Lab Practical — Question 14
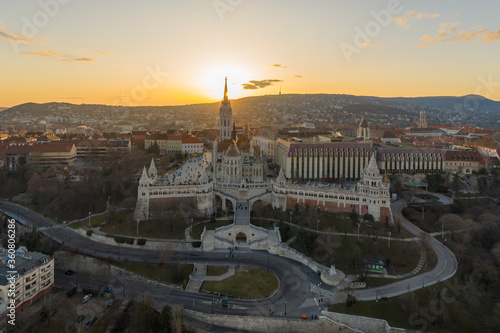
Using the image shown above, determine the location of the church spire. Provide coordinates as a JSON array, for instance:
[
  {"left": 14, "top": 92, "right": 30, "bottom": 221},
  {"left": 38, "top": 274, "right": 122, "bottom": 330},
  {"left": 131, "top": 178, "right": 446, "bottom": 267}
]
[{"left": 223, "top": 76, "right": 228, "bottom": 102}]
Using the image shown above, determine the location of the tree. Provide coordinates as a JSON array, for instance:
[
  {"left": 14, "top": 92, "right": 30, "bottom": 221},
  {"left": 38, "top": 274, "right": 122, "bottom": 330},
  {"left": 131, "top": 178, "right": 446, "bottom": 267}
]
[{"left": 147, "top": 141, "right": 160, "bottom": 155}]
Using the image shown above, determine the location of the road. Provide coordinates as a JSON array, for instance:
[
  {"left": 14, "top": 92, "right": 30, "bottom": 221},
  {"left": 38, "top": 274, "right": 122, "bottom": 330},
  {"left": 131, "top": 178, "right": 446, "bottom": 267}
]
[
  {"left": 0, "top": 200, "right": 329, "bottom": 319},
  {"left": 352, "top": 200, "right": 458, "bottom": 300},
  {"left": 0, "top": 199, "right": 458, "bottom": 314}
]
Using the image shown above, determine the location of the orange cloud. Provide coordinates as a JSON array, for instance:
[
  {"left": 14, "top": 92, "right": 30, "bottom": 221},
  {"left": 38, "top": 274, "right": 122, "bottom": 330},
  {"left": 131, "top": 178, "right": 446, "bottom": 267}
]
[
  {"left": 21, "top": 48, "right": 95, "bottom": 62},
  {"left": 420, "top": 23, "right": 500, "bottom": 47},
  {"left": 394, "top": 11, "right": 440, "bottom": 28}
]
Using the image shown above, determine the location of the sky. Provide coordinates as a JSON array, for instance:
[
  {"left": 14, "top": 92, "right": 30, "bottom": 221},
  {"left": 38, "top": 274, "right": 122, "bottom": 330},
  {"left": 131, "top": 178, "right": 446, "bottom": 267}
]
[{"left": 1, "top": 0, "right": 500, "bottom": 107}]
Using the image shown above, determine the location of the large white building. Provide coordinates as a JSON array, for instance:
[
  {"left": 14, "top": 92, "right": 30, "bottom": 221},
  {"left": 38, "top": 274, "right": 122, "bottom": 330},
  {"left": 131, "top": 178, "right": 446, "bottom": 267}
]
[{"left": 134, "top": 79, "right": 393, "bottom": 240}]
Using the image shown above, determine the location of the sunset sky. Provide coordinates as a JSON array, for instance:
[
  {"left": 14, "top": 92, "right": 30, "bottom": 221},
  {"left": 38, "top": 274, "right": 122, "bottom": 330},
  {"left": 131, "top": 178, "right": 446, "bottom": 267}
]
[{"left": 1, "top": 0, "right": 500, "bottom": 107}]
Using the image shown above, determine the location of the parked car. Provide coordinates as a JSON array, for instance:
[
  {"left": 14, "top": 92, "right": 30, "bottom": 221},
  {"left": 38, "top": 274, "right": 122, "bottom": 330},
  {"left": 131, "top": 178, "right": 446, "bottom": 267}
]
[
  {"left": 81, "top": 294, "right": 92, "bottom": 303},
  {"left": 75, "top": 315, "right": 85, "bottom": 324},
  {"left": 104, "top": 287, "right": 113, "bottom": 293},
  {"left": 84, "top": 316, "right": 97, "bottom": 330},
  {"left": 107, "top": 298, "right": 116, "bottom": 308},
  {"left": 65, "top": 270, "right": 74, "bottom": 275}
]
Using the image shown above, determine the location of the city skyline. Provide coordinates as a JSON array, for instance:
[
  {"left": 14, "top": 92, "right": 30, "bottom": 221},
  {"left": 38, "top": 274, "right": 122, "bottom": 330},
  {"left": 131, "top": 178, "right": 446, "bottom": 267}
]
[{"left": 1, "top": 0, "right": 500, "bottom": 107}]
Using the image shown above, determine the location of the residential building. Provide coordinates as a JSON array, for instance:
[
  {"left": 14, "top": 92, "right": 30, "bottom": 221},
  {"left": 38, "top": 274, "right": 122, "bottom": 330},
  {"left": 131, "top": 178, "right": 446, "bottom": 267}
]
[{"left": 0, "top": 247, "right": 54, "bottom": 311}]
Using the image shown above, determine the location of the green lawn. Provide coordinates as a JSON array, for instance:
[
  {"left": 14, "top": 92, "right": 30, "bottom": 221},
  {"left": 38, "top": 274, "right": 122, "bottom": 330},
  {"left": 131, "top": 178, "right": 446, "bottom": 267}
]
[
  {"left": 201, "top": 266, "right": 278, "bottom": 299},
  {"left": 206, "top": 265, "right": 229, "bottom": 276},
  {"left": 191, "top": 219, "right": 233, "bottom": 239},
  {"left": 100, "top": 211, "right": 191, "bottom": 239},
  {"left": 328, "top": 297, "right": 414, "bottom": 330},
  {"left": 68, "top": 213, "right": 106, "bottom": 229},
  {"left": 110, "top": 260, "right": 193, "bottom": 287},
  {"left": 291, "top": 233, "right": 421, "bottom": 275}
]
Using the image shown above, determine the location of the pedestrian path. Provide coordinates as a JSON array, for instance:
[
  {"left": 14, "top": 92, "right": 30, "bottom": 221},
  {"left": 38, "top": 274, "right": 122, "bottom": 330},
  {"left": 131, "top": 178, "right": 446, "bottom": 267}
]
[{"left": 186, "top": 263, "right": 236, "bottom": 292}]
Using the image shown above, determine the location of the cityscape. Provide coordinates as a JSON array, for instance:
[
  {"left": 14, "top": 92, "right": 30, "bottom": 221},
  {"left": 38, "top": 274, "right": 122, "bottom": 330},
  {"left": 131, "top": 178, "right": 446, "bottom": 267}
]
[{"left": 1, "top": 1, "right": 500, "bottom": 332}]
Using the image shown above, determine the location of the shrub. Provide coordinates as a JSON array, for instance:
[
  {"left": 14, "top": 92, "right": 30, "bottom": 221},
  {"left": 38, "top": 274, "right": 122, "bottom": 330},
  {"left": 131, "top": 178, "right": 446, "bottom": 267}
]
[
  {"left": 137, "top": 238, "right": 147, "bottom": 246},
  {"left": 67, "top": 286, "right": 76, "bottom": 298},
  {"left": 86, "top": 229, "right": 93, "bottom": 237},
  {"left": 114, "top": 236, "right": 126, "bottom": 244},
  {"left": 192, "top": 241, "right": 202, "bottom": 248},
  {"left": 126, "top": 238, "right": 134, "bottom": 245}
]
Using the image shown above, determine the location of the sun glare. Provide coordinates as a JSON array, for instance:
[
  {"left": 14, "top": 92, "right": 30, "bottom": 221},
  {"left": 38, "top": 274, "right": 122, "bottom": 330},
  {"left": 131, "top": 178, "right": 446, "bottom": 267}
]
[{"left": 201, "top": 64, "right": 250, "bottom": 100}]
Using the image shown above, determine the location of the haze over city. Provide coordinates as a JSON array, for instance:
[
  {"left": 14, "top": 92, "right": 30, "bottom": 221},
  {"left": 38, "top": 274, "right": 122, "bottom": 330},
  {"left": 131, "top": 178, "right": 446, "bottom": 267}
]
[{"left": 1, "top": 0, "right": 500, "bottom": 107}]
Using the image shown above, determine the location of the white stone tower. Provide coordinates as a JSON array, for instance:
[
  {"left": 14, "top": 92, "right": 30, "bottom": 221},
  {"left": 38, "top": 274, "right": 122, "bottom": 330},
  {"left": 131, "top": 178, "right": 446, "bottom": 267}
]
[{"left": 219, "top": 77, "right": 232, "bottom": 141}]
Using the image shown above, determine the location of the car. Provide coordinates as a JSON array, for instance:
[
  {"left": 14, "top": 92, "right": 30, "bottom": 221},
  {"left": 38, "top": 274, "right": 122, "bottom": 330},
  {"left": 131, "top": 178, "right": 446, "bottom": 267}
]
[
  {"left": 104, "top": 287, "right": 113, "bottom": 293},
  {"left": 84, "top": 316, "right": 97, "bottom": 330},
  {"left": 75, "top": 315, "right": 85, "bottom": 324},
  {"left": 107, "top": 298, "right": 116, "bottom": 308},
  {"left": 81, "top": 294, "right": 92, "bottom": 303},
  {"left": 65, "top": 270, "right": 74, "bottom": 275}
]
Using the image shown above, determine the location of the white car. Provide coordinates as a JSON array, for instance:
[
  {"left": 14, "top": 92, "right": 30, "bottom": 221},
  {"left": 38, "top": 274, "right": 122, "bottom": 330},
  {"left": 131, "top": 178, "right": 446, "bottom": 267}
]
[{"left": 81, "top": 294, "right": 92, "bottom": 303}]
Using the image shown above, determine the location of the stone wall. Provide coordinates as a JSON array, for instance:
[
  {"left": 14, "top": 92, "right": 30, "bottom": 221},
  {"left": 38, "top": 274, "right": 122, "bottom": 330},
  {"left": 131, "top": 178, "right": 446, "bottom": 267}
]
[
  {"left": 183, "top": 310, "right": 359, "bottom": 333},
  {"left": 75, "top": 229, "right": 200, "bottom": 252}
]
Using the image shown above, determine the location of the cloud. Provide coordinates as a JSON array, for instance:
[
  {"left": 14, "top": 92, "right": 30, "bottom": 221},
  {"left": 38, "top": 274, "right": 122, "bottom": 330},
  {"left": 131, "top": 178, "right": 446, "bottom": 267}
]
[
  {"left": 293, "top": 75, "right": 302, "bottom": 78},
  {"left": 96, "top": 51, "right": 113, "bottom": 55},
  {"left": 269, "top": 64, "right": 288, "bottom": 69},
  {"left": 362, "top": 42, "right": 373, "bottom": 47},
  {"left": 20, "top": 48, "right": 95, "bottom": 62},
  {"left": 394, "top": 11, "right": 440, "bottom": 28},
  {"left": 59, "top": 57, "right": 95, "bottom": 62},
  {"left": 20, "top": 49, "right": 63, "bottom": 57},
  {"left": 241, "top": 79, "right": 282, "bottom": 90},
  {"left": 419, "top": 23, "right": 500, "bottom": 47},
  {"left": 0, "top": 27, "right": 46, "bottom": 45}
]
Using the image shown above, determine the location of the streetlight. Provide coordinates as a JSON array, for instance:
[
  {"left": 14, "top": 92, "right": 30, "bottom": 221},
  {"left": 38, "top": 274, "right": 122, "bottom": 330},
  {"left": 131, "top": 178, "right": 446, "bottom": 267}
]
[
  {"left": 237, "top": 246, "right": 240, "bottom": 267},
  {"left": 422, "top": 277, "right": 425, "bottom": 288},
  {"left": 88, "top": 212, "right": 91, "bottom": 228},
  {"left": 289, "top": 210, "right": 293, "bottom": 224},
  {"left": 387, "top": 231, "right": 391, "bottom": 248},
  {"left": 211, "top": 293, "right": 214, "bottom": 314},
  {"left": 316, "top": 219, "right": 320, "bottom": 233},
  {"left": 421, "top": 205, "right": 424, "bottom": 221},
  {"left": 284, "top": 293, "right": 287, "bottom": 316},
  {"left": 136, "top": 219, "right": 140, "bottom": 236},
  {"left": 357, "top": 222, "right": 361, "bottom": 241},
  {"left": 441, "top": 221, "right": 444, "bottom": 240}
]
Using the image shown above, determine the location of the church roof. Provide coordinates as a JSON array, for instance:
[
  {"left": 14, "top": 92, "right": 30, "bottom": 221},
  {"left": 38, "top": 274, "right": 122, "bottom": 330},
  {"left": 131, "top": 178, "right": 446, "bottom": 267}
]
[
  {"left": 277, "top": 167, "right": 286, "bottom": 182},
  {"left": 149, "top": 158, "right": 157, "bottom": 172},
  {"left": 225, "top": 141, "right": 240, "bottom": 156},
  {"left": 139, "top": 166, "right": 149, "bottom": 183},
  {"left": 358, "top": 117, "right": 369, "bottom": 128}
]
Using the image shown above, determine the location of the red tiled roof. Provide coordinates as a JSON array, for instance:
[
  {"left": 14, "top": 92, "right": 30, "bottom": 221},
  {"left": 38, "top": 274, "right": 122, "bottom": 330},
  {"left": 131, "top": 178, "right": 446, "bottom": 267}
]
[{"left": 182, "top": 136, "right": 202, "bottom": 144}]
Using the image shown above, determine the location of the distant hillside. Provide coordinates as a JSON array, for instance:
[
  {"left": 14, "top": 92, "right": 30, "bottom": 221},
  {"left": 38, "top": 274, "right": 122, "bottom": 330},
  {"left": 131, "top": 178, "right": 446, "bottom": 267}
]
[
  {"left": 0, "top": 107, "right": 8, "bottom": 112},
  {"left": 373, "top": 95, "right": 500, "bottom": 113},
  {"left": 2, "top": 93, "right": 500, "bottom": 129}
]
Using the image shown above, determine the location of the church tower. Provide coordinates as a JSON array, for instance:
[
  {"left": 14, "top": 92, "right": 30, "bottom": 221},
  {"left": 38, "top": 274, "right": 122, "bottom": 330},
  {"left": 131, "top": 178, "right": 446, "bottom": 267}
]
[
  {"left": 419, "top": 110, "right": 427, "bottom": 128},
  {"left": 357, "top": 117, "right": 371, "bottom": 140},
  {"left": 219, "top": 77, "right": 232, "bottom": 141}
]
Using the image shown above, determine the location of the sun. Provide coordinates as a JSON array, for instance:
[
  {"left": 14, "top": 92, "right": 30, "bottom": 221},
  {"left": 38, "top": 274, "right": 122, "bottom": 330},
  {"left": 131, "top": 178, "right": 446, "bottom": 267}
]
[{"left": 201, "top": 64, "right": 250, "bottom": 100}]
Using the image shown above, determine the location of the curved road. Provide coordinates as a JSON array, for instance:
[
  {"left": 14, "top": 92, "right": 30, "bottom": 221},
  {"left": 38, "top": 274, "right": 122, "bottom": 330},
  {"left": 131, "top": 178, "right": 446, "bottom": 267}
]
[
  {"left": 352, "top": 200, "right": 458, "bottom": 300},
  {"left": 0, "top": 199, "right": 458, "bottom": 311}
]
